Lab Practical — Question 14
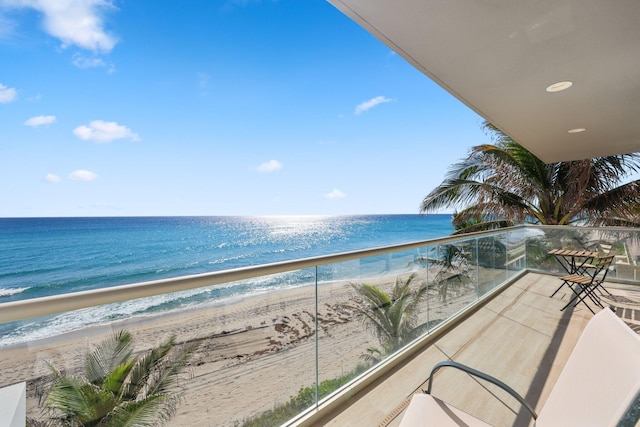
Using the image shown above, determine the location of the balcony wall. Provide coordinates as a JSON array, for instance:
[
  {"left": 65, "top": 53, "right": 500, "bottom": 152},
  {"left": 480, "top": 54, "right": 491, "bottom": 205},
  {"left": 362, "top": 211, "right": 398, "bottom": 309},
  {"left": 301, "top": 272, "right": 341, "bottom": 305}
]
[{"left": 1, "top": 225, "right": 638, "bottom": 426}]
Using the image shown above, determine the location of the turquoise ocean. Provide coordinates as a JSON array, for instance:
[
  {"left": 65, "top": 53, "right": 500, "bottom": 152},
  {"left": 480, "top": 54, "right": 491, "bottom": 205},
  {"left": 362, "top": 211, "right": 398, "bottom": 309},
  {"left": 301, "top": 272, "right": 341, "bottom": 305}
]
[{"left": 0, "top": 215, "right": 453, "bottom": 345}]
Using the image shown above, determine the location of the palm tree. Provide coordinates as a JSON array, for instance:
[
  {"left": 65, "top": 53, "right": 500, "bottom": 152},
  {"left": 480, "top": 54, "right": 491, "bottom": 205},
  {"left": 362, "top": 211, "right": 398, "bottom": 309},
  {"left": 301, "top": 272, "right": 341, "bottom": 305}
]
[
  {"left": 31, "top": 330, "right": 200, "bottom": 427},
  {"left": 420, "top": 121, "right": 640, "bottom": 234},
  {"left": 590, "top": 203, "right": 640, "bottom": 228},
  {"left": 429, "top": 244, "right": 472, "bottom": 303},
  {"left": 345, "top": 274, "right": 426, "bottom": 361}
]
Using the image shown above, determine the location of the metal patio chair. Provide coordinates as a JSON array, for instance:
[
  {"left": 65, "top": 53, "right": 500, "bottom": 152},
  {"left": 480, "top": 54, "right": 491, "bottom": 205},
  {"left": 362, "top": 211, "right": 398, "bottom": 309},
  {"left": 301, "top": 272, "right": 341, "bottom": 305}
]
[{"left": 557, "top": 255, "right": 615, "bottom": 314}]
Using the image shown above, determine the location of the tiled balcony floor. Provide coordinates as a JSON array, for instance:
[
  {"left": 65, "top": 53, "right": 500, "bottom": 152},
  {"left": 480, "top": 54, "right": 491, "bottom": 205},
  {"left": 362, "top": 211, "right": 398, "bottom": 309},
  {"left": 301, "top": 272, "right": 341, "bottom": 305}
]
[{"left": 319, "top": 272, "right": 640, "bottom": 427}]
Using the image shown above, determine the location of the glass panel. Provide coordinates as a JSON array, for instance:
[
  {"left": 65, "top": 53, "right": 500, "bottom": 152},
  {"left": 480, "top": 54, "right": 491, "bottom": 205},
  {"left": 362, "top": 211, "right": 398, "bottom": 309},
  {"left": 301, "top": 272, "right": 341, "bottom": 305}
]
[
  {"left": 525, "top": 226, "right": 640, "bottom": 286},
  {"left": 611, "top": 231, "right": 640, "bottom": 281},
  {"left": 588, "top": 228, "right": 640, "bottom": 281},
  {"left": 0, "top": 270, "right": 317, "bottom": 427},
  {"left": 535, "top": 227, "right": 595, "bottom": 274},
  {"left": 524, "top": 226, "right": 553, "bottom": 271},
  {"left": 477, "top": 235, "right": 507, "bottom": 292},
  {"left": 503, "top": 229, "right": 527, "bottom": 279},
  {"left": 6, "top": 225, "right": 639, "bottom": 427},
  {"left": 228, "top": 269, "right": 317, "bottom": 427},
  {"left": 317, "top": 247, "right": 427, "bottom": 385},
  {"left": 316, "top": 261, "right": 387, "bottom": 399}
]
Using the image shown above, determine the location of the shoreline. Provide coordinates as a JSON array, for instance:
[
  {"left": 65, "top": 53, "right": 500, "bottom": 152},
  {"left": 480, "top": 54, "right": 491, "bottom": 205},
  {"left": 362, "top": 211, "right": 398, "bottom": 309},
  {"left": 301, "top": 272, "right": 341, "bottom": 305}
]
[
  {"left": 0, "top": 279, "right": 328, "bottom": 350},
  {"left": 0, "top": 268, "right": 478, "bottom": 426},
  {"left": 0, "top": 274, "right": 420, "bottom": 425},
  {"left": 0, "top": 276, "right": 368, "bottom": 350}
]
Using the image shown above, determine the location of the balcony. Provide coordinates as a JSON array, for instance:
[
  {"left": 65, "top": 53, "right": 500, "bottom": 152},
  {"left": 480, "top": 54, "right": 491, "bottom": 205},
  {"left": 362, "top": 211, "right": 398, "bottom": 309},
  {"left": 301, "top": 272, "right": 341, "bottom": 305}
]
[{"left": 1, "top": 225, "right": 639, "bottom": 426}]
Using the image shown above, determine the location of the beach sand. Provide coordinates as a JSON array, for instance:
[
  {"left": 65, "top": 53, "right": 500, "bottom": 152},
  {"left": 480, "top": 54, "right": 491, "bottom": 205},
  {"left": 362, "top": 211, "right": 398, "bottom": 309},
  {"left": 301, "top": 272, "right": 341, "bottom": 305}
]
[{"left": 0, "top": 271, "right": 478, "bottom": 426}]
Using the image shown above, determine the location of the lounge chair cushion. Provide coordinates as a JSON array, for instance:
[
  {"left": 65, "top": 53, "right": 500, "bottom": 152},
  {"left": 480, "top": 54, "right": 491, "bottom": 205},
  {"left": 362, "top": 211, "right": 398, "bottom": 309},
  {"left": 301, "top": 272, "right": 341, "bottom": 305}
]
[
  {"left": 536, "top": 308, "right": 640, "bottom": 426},
  {"left": 399, "top": 309, "right": 640, "bottom": 427},
  {"left": 399, "top": 393, "right": 492, "bottom": 427}
]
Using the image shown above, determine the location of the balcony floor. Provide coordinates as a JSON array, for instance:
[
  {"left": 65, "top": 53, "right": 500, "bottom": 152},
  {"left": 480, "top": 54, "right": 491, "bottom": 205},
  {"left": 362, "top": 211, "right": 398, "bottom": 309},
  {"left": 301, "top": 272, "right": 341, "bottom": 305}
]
[{"left": 321, "top": 272, "right": 640, "bottom": 427}]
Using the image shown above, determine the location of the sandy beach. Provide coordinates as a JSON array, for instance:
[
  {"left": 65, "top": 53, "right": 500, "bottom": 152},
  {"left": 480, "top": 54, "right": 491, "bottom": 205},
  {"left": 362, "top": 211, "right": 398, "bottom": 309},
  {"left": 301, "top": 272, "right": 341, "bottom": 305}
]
[{"left": 0, "top": 270, "right": 475, "bottom": 426}]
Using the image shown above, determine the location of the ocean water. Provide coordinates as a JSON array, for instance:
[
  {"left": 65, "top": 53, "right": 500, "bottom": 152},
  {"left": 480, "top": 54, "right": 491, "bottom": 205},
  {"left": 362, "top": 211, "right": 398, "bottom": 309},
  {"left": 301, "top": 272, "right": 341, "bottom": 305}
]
[{"left": 0, "top": 215, "right": 453, "bottom": 345}]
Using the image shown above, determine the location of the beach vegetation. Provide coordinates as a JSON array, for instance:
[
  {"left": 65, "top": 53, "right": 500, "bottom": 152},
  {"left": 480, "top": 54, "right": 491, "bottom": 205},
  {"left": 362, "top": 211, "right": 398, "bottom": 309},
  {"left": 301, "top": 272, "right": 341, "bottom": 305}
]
[
  {"left": 27, "top": 330, "right": 200, "bottom": 427},
  {"left": 420, "top": 121, "right": 640, "bottom": 234},
  {"left": 239, "top": 363, "right": 369, "bottom": 427},
  {"left": 344, "top": 273, "right": 427, "bottom": 362},
  {"left": 429, "top": 244, "right": 472, "bottom": 303}
]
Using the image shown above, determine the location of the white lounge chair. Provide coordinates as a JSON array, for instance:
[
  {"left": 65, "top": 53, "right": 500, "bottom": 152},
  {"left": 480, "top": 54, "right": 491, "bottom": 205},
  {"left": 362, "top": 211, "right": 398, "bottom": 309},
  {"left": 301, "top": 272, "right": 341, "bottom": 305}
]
[{"left": 400, "top": 308, "right": 640, "bottom": 426}]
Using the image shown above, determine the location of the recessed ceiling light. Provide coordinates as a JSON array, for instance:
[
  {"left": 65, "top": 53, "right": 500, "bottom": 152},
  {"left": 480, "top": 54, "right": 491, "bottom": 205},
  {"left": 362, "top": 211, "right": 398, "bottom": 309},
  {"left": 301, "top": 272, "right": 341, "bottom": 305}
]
[
  {"left": 568, "top": 128, "right": 586, "bottom": 133},
  {"left": 546, "top": 81, "right": 573, "bottom": 92}
]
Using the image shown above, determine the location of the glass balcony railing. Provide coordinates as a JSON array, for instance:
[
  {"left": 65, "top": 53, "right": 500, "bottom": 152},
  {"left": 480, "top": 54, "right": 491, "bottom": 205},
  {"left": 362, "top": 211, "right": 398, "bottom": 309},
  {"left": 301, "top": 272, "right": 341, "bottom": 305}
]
[{"left": 1, "top": 225, "right": 639, "bottom": 426}]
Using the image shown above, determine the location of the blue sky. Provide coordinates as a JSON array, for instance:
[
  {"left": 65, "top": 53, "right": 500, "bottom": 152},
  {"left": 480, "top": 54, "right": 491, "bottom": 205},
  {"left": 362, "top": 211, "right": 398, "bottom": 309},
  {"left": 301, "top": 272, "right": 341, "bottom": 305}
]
[{"left": 0, "top": 0, "right": 488, "bottom": 217}]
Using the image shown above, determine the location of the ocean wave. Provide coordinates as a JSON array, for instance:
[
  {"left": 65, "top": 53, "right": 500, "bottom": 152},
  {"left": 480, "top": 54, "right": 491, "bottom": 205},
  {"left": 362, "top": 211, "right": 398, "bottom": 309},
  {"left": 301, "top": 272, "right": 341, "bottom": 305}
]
[
  {"left": 0, "top": 274, "right": 317, "bottom": 347},
  {"left": 207, "top": 252, "right": 252, "bottom": 265},
  {"left": 0, "top": 215, "right": 454, "bottom": 346},
  {"left": 0, "top": 287, "right": 29, "bottom": 298}
]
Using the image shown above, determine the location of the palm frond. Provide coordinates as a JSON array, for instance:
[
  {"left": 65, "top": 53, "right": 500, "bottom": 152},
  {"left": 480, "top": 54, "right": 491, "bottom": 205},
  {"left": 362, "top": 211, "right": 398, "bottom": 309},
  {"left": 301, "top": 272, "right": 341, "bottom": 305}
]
[
  {"left": 347, "top": 274, "right": 425, "bottom": 356},
  {"left": 451, "top": 219, "right": 514, "bottom": 235},
  {"left": 38, "top": 329, "right": 200, "bottom": 427},
  {"left": 102, "top": 358, "right": 137, "bottom": 397},
  {"left": 45, "top": 375, "right": 95, "bottom": 419},
  {"left": 144, "top": 340, "right": 200, "bottom": 398},
  {"left": 124, "top": 336, "right": 175, "bottom": 401},
  {"left": 421, "top": 121, "right": 640, "bottom": 230},
  {"left": 86, "top": 330, "right": 134, "bottom": 385},
  {"left": 108, "top": 395, "right": 179, "bottom": 427}
]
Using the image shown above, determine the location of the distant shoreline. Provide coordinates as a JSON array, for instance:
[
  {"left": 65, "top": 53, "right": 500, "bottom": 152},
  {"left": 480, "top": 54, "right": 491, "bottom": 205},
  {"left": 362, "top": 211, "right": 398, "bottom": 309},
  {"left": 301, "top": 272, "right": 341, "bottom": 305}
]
[
  {"left": 1, "top": 214, "right": 454, "bottom": 347},
  {"left": 1, "top": 274, "right": 412, "bottom": 425},
  {"left": 1, "top": 262, "right": 479, "bottom": 426},
  {"left": 0, "top": 213, "right": 454, "bottom": 220}
]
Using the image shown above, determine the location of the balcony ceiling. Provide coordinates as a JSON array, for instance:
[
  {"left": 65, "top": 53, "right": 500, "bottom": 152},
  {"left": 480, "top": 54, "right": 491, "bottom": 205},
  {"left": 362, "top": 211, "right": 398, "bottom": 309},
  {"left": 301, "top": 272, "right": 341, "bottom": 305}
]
[{"left": 328, "top": 0, "right": 640, "bottom": 163}]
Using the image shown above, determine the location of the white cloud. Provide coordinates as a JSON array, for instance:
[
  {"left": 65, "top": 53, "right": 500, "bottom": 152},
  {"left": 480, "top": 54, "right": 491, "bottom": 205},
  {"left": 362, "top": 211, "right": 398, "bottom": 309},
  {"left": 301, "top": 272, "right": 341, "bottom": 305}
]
[
  {"left": 0, "top": 83, "right": 17, "bottom": 103},
  {"left": 73, "top": 120, "right": 140, "bottom": 143},
  {"left": 44, "top": 173, "right": 61, "bottom": 183},
  {"left": 197, "top": 72, "right": 210, "bottom": 88},
  {"left": 0, "top": 13, "right": 17, "bottom": 38},
  {"left": 222, "top": 0, "right": 261, "bottom": 10},
  {"left": 24, "top": 115, "right": 56, "bottom": 127},
  {"left": 324, "top": 189, "right": 346, "bottom": 199},
  {"left": 69, "top": 169, "right": 98, "bottom": 181},
  {"left": 256, "top": 160, "right": 283, "bottom": 173},
  {"left": 3, "top": 0, "right": 118, "bottom": 52},
  {"left": 72, "top": 53, "right": 106, "bottom": 69},
  {"left": 354, "top": 96, "right": 392, "bottom": 115}
]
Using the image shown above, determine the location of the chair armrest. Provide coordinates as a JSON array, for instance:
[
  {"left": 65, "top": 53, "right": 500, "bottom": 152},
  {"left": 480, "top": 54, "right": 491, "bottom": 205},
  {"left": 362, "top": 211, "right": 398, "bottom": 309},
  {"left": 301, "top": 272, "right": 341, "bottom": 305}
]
[{"left": 425, "top": 360, "right": 537, "bottom": 421}]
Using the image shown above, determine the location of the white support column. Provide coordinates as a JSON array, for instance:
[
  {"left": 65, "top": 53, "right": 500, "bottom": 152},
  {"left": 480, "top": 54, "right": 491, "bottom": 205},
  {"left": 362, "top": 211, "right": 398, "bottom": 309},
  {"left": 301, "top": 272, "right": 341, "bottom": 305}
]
[{"left": 0, "top": 382, "right": 26, "bottom": 427}]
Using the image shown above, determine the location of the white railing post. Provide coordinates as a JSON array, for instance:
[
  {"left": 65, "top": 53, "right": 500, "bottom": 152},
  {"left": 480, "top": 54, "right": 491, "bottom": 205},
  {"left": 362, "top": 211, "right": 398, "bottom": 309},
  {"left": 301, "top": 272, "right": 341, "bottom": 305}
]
[{"left": 0, "top": 382, "right": 26, "bottom": 427}]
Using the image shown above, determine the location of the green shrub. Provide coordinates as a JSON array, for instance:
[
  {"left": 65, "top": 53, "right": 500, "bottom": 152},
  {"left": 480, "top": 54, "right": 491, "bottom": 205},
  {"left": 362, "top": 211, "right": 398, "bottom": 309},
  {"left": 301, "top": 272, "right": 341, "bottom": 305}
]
[{"left": 240, "top": 363, "right": 369, "bottom": 427}]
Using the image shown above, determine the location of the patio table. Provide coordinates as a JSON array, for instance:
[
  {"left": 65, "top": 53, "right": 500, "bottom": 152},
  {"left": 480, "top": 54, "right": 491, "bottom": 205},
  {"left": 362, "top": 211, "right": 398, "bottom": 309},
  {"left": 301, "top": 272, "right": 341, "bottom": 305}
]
[{"left": 548, "top": 249, "right": 600, "bottom": 275}]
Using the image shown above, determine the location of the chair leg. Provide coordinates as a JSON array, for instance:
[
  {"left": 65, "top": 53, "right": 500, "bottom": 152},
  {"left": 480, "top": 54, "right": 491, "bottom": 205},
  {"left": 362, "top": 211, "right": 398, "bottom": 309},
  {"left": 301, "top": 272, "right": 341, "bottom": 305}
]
[
  {"left": 561, "top": 283, "right": 597, "bottom": 314},
  {"left": 572, "top": 285, "right": 603, "bottom": 311},
  {"left": 578, "top": 285, "right": 603, "bottom": 308},
  {"left": 595, "top": 282, "right": 612, "bottom": 296},
  {"left": 560, "top": 283, "right": 587, "bottom": 312},
  {"left": 550, "top": 279, "right": 570, "bottom": 298}
]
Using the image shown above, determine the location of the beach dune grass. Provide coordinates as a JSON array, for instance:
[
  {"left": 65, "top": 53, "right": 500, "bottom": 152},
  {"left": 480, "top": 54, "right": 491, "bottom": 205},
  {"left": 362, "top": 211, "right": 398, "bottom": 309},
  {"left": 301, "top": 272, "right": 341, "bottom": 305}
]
[{"left": 240, "top": 363, "right": 369, "bottom": 427}]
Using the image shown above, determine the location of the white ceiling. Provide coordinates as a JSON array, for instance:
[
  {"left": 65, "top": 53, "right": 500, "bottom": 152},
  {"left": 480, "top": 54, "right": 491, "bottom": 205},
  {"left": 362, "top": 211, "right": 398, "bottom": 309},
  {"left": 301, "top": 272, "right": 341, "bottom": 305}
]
[{"left": 328, "top": 0, "right": 640, "bottom": 163}]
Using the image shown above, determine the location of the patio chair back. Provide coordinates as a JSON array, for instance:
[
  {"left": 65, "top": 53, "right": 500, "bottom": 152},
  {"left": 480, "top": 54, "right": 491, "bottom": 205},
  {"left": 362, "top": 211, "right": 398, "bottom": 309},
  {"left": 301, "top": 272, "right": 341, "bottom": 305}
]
[
  {"left": 556, "top": 255, "right": 616, "bottom": 313},
  {"left": 536, "top": 308, "right": 640, "bottom": 426},
  {"left": 581, "top": 254, "right": 615, "bottom": 279}
]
